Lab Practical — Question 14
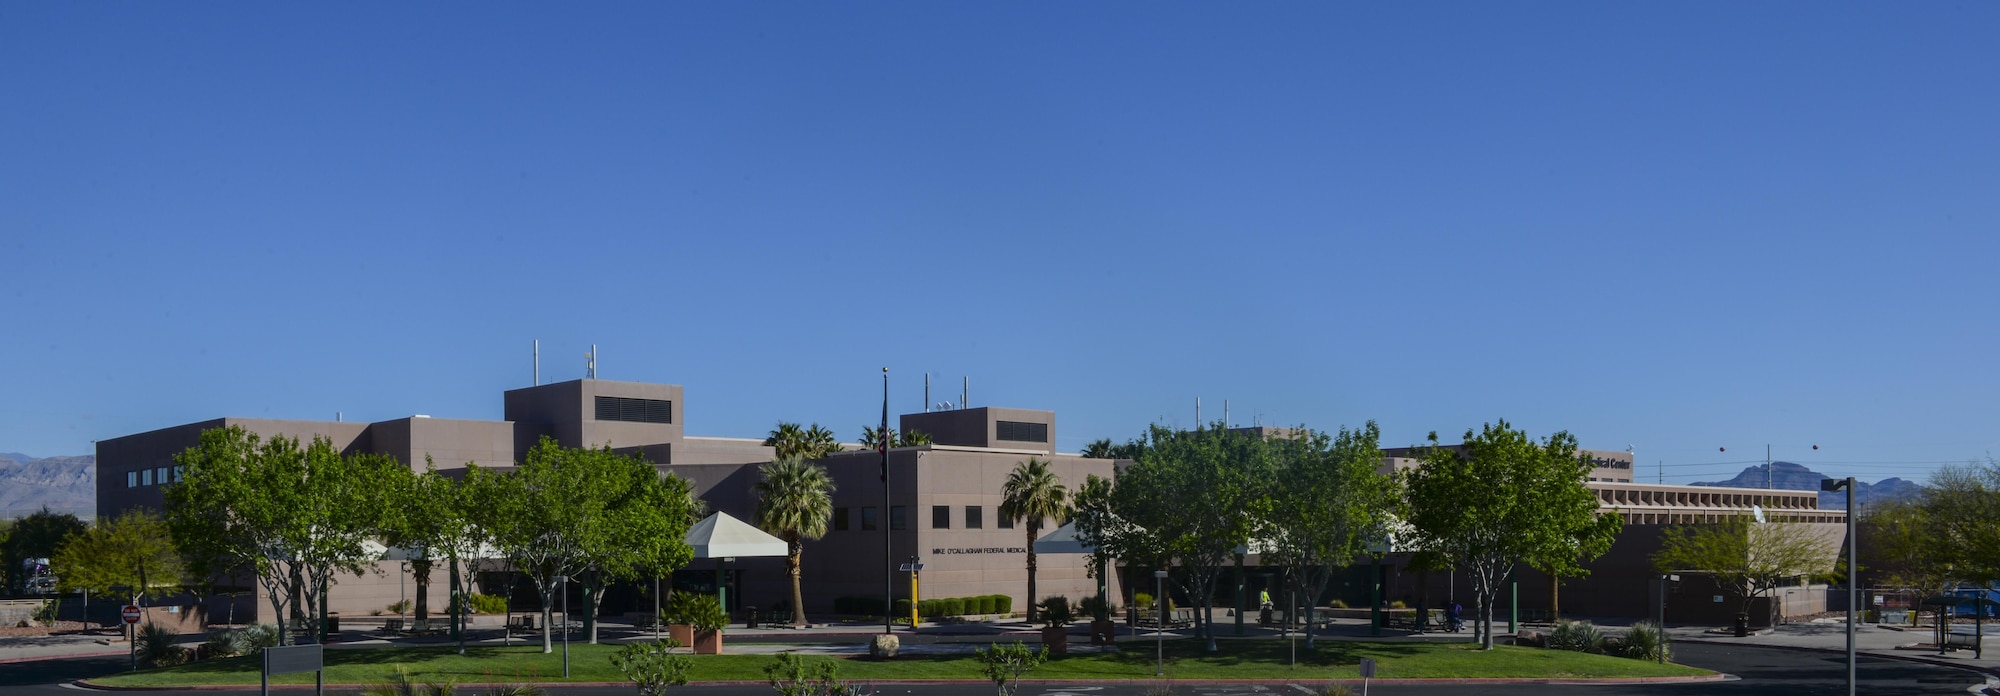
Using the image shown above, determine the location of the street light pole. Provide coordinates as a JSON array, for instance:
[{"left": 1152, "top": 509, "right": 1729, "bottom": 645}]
[
  {"left": 1821, "top": 476, "right": 1856, "bottom": 696},
  {"left": 560, "top": 574, "right": 570, "bottom": 679},
  {"left": 1154, "top": 570, "right": 1169, "bottom": 677}
]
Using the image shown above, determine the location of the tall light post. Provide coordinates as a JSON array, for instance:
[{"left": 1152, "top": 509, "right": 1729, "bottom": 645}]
[
  {"left": 1820, "top": 476, "right": 1856, "bottom": 696},
  {"left": 559, "top": 574, "right": 570, "bottom": 679},
  {"left": 399, "top": 562, "right": 409, "bottom": 620},
  {"left": 1154, "top": 569, "right": 1169, "bottom": 676}
]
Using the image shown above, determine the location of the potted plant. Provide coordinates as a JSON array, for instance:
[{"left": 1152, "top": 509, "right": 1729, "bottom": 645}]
[
  {"left": 666, "top": 592, "right": 729, "bottom": 655},
  {"left": 1079, "top": 596, "right": 1116, "bottom": 645},
  {"left": 1038, "top": 596, "right": 1074, "bottom": 655}
]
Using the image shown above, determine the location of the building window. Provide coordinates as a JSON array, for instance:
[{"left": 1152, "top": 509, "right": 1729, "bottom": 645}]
[
  {"left": 996, "top": 421, "right": 1048, "bottom": 443},
  {"left": 890, "top": 506, "right": 907, "bottom": 531},
  {"left": 932, "top": 505, "right": 950, "bottom": 529},
  {"left": 127, "top": 471, "right": 137, "bottom": 488},
  {"left": 834, "top": 508, "right": 849, "bottom": 531},
  {"left": 966, "top": 506, "right": 983, "bottom": 529},
  {"left": 157, "top": 467, "right": 169, "bottom": 485},
  {"left": 174, "top": 466, "right": 185, "bottom": 482},
  {"left": 998, "top": 512, "right": 1014, "bottom": 529},
  {"left": 142, "top": 468, "right": 153, "bottom": 486},
  {"left": 861, "top": 507, "right": 878, "bottom": 531},
  {"left": 594, "top": 396, "right": 673, "bottom": 424}
]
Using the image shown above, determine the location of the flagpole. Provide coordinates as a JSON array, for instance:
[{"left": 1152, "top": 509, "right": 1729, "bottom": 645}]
[{"left": 882, "top": 367, "right": 894, "bottom": 635}]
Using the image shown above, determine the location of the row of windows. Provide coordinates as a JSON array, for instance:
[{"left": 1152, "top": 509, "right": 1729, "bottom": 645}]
[
  {"left": 995, "top": 420, "right": 1049, "bottom": 443},
  {"left": 831, "top": 505, "right": 1017, "bottom": 531},
  {"left": 126, "top": 466, "right": 183, "bottom": 488},
  {"left": 595, "top": 396, "right": 673, "bottom": 424}
]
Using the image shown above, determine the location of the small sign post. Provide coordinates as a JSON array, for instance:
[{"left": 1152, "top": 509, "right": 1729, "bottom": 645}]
[
  {"left": 261, "top": 643, "right": 324, "bottom": 696},
  {"left": 1359, "top": 657, "right": 1377, "bottom": 696},
  {"left": 122, "top": 605, "right": 141, "bottom": 670}
]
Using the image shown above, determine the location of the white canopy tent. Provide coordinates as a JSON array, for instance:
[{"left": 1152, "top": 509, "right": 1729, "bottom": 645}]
[{"left": 684, "top": 512, "right": 788, "bottom": 621}]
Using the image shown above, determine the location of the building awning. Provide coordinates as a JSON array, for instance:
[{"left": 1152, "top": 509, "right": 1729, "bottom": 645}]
[{"left": 686, "top": 511, "right": 789, "bottom": 559}]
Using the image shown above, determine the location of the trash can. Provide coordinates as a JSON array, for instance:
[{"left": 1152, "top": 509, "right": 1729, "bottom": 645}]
[
  {"left": 1733, "top": 613, "right": 1749, "bottom": 637},
  {"left": 326, "top": 613, "right": 340, "bottom": 635},
  {"left": 745, "top": 606, "right": 758, "bottom": 629},
  {"left": 1259, "top": 607, "right": 1273, "bottom": 627}
]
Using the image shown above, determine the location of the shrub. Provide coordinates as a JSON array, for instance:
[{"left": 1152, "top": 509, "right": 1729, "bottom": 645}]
[
  {"left": 468, "top": 593, "right": 509, "bottom": 615},
  {"left": 1328, "top": 599, "right": 1348, "bottom": 609},
  {"left": 892, "top": 599, "right": 912, "bottom": 620},
  {"left": 666, "top": 593, "right": 727, "bottom": 632},
  {"left": 1388, "top": 600, "right": 1407, "bottom": 610},
  {"left": 1038, "top": 596, "right": 1074, "bottom": 628},
  {"left": 1133, "top": 592, "right": 1154, "bottom": 610},
  {"left": 477, "top": 686, "right": 546, "bottom": 696},
  {"left": 993, "top": 594, "right": 1012, "bottom": 615},
  {"left": 1618, "top": 620, "right": 1670, "bottom": 661},
  {"left": 1078, "top": 596, "right": 1111, "bottom": 621},
  {"left": 941, "top": 597, "right": 964, "bottom": 617},
  {"left": 765, "top": 652, "right": 862, "bottom": 696},
  {"left": 975, "top": 595, "right": 997, "bottom": 615},
  {"left": 136, "top": 623, "right": 189, "bottom": 668},
  {"left": 360, "top": 666, "right": 457, "bottom": 696},
  {"left": 611, "top": 639, "right": 693, "bottom": 696},
  {"left": 388, "top": 600, "right": 412, "bottom": 615},
  {"left": 32, "top": 598, "right": 59, "bottom": 627},
  {"left": 975, "top": 641, "right": 1046, "bottom": 696},
  {"left": 1547, "top": 619, "right": 1604, "bottom": 653}
]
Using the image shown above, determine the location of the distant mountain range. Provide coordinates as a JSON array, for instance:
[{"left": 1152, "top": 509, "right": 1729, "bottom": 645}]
[
  {"left": 1689, "top": 460, "right": 1923, "bottom": 509},
  {"left": 0, "top": 452, "right": 95, "bottom": 520}
]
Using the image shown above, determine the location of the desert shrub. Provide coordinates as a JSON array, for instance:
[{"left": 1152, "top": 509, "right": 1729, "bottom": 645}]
[
  {"left": 1389, "top": 600, "right": 1407, "bottom": 609},
  {"left": 1038, "top": 596, "right": 1074, "bottom": 627},
  {"left": 666, "top": 593, "right": 727, "bottom": 631},
  {"left": 1618, "top": 620, "right": 1670, "bottom": 661},
  {"left": 136, "top": 623, "right": 189, "bottom": 668},
  {"left": 1132, "top": 592, "right": 1154, "bottom": 610},
  {"left": 765, "top": 652, "right": 864, "bottom": 696},
  {"left": 611, "top": 639, "right": 693, "bottom": 696},
  {"left": 32, "top": 598, "right": 60, "bottom": 627},
  {"left": 1328, "top": 599, "right": 1347, "bottom": 609},
  {"left": 469, "top": 593, "right": 509, "bottom": 615},
  {"left": 388, "top": 600, "right": 412, "bottom": 615},
  {"left": 360, "top": 666, "right": 458, "bottom": 696},
  {"left": 476, "top": 686, "right": 545, "bottom": 696},
  {"left": 1548, "top": 619, "right": 1604, "bottom": 653},
  {"left": 975, "top": 641, "right": 1046, "bottom": 696},
  {"left": 1078, "top": 596, "right": 1110, "bottom": 621}
]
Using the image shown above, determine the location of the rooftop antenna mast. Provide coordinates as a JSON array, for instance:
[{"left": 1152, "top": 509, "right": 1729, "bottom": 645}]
[
  {"left": 586, "top": 344, "right": 597, "bottom": 380},
  {"left": 1196, "top": 397, "right": 1201, "bottom": 426},
  {"left": 924, "top": 374, "right": 931, "bottom": 413},
  {"left": 962, "top": 376, "right": 968, "bottom": 410},
  {"left": 534, "top": 340, "right": 540, "bottom": 386}
]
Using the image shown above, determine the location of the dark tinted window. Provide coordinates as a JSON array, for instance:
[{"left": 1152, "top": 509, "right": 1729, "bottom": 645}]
[
  {"left": 861, "top": 507, "right": 878, "bottom": 531},
  {"left": 834, "top": 508, "right": 849, "bottom": 531},
  {"left": 890, "top": 506, "right": 907, "bottom": 531},
  {"left": 594, "top": 396, "right": 673, "bottom": 424},
  {"left": 932, "top": 505, "right": 950, "bottom": 529},
  {"left": 966, "top": 506, "right": 983, "bottom": 529},
  {"left": 996, "top": 420, "right": 1048, "bottom": 443}
]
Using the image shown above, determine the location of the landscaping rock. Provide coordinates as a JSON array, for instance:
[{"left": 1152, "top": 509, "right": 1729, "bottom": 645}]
[{"left": 870, "top": 634, "right": 900, "bottom": 659}]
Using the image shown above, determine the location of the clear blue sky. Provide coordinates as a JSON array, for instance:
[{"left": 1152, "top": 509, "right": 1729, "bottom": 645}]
[{"left": 4, "top": 3, "right": 1995, "bottom": 485}]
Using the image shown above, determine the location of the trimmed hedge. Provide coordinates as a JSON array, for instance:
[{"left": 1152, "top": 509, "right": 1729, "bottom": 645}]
[{"left": 903, "top": 595, "right": 1015, "bottom": 619}]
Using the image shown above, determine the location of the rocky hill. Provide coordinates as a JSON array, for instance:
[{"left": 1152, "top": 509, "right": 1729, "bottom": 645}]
[
  {"left": 0, "top": 453, "right": 94, "bottom": 519},
  {"left": 1690, "top": 460, "right": 1923, "bottom": 509}
]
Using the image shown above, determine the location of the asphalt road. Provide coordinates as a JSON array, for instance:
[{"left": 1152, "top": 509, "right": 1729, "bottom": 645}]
[{"left": 1, "top": 642, "right": 1988, "bottom": 695}]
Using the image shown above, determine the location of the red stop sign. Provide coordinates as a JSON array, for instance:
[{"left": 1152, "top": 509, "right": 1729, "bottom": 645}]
[{"left": 121, "top": 605, "right": 142, "bottom": 624}]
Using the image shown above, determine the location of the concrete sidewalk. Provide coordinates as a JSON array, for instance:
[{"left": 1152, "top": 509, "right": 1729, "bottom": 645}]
[{"left": 1667, "top": 619, "right": 2000, "bottom": 675}]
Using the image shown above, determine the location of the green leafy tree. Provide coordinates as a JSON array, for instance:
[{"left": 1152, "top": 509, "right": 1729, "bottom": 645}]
[
  {"left": 1000, "top": 457, "right": 1071, "bottom": 625},
  {"left": 1859, "top": 497, "right": 1957, "bottom": 614},
  {"left": 754, "top": 456, "right": 835, "bottom": 627},
  {"left": 379, "top": 461, "right": 461, "bottom": 625},
  {"left": 3, "top": 507, "right": 86, "bottom": 592},
  {"left": 1067, "top": 474, "right": 1132, "bottom": 619},
  {"left": 1261, "top": 422, "right": 1400, "bottom": 648},
  {"left": 466, "top": 438, "right": 695, "bottom": 651},
  {"left": 53, "top": 511, "right": 185, "bottom": 608},
  {"left": 1403, "top": 421, "right": 1622, "bottom": 649},
  {"left": 1652, "top": 512, "right": 1838, "bottom": 626},
  {"left": 1110, "top": 423, "right": 1275, "bottom": 651},
  {"left": 168, "top": 426, "right": 402, "bottom": 644},
  {"left": 764, "top": 423, "right": 844, "bottom": 461},
  {"left": 1080, "top": 438, "right": 1144, "bottom": 460},
  {"left": 612, "top": 639, "right": 694, "bottom": 696}
]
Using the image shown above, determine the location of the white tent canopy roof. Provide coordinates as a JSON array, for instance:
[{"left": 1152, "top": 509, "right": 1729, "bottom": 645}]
[
  {"left": 1033, "top": 521, "right": 1092, "bottom": 554},
  {"left": 686, "top": 511, "right": 789, "bottom": 559}
]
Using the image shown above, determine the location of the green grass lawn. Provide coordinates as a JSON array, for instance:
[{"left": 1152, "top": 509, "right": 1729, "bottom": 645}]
[{"left": 90, "top": 640, "right": 1711, "bottom": 688}]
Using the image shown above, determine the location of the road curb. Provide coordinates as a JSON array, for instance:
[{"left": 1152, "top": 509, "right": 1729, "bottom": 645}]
[
  {"left": 0, "top": 649, "right": 129, "bottom": 665},
  {"left": 73, "top": 673, "right": 1729, "bottom": 691},
  {"left": 1678, "top": 637, "right": 2000, "bottom": 681}
]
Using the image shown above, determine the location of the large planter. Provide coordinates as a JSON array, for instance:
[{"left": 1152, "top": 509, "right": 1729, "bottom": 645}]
[
  {"left": 1041, "top": 626, "right": 1069, "bottom": 655},
  {"left": 1090, "top": 619, "right": 1117, "bottom": 645},
  {"left": 667, "top": 624, "right": 694, "bottom": 647},
  {"left": 693, "top": 629, "right": 723, "bottom": 655}
]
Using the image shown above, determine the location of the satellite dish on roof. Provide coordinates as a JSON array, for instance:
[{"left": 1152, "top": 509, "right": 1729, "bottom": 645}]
[{"left": 1752, "top": 504, "right": 1766, "bottom": 524}]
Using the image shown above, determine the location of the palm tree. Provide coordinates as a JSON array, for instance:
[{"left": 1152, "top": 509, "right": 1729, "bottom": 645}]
[
  {"left": 765, "top": 422, "right": 844, "bottom": 460},
  {"left": 753, "top": 456, "right": 836, "bottom": 626},
  {"left": 1001, "top": 457, "right": 1071, "bottom": 624}
]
